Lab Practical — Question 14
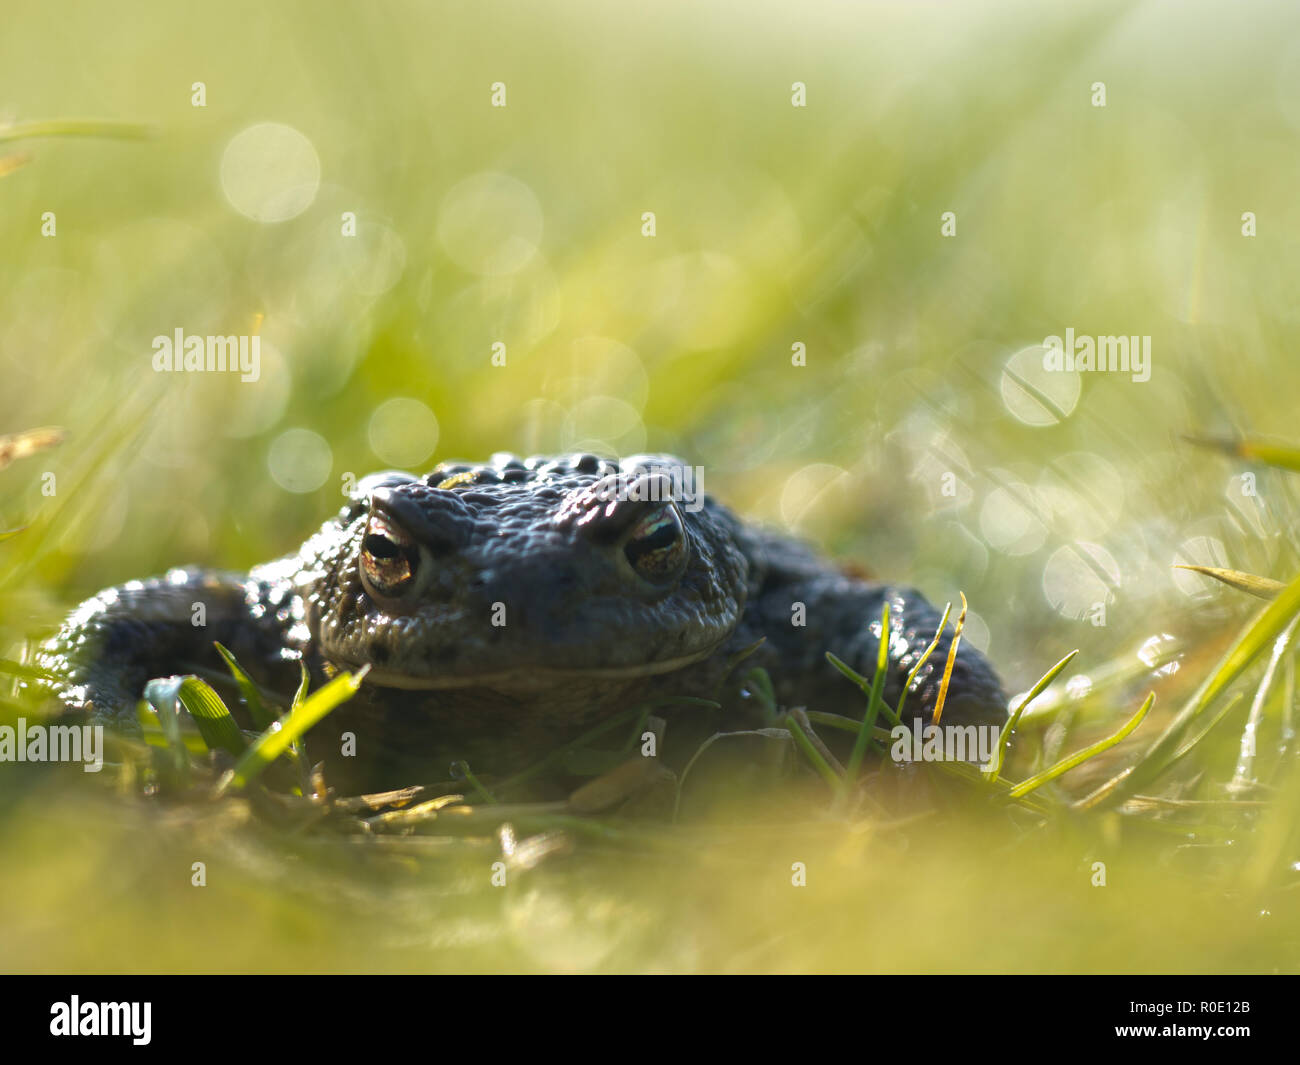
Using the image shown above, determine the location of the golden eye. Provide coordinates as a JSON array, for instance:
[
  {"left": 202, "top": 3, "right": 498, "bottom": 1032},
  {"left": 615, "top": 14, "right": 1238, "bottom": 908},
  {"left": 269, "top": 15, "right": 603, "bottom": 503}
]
[
  {"left": 623, "top": 504, "right": 688, "bottom": 584},
  {"left": 360, "top": 513, "right": 418, "bottom": 598}
]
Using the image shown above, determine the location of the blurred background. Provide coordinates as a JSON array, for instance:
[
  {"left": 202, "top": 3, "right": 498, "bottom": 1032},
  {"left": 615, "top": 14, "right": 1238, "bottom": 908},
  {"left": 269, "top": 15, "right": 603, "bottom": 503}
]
[{"left": 3, "top": 0, "right": 1300, "bottom": 972}]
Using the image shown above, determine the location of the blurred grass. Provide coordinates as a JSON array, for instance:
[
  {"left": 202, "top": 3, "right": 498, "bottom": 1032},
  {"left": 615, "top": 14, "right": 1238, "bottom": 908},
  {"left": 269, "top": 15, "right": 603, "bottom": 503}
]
[{"left": 4, "top": 0, "right": 1300, "bottom": 972}]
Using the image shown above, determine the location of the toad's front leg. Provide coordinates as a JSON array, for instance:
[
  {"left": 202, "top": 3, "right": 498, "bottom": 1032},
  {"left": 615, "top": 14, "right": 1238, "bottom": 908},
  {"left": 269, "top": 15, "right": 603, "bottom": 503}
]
[
  {"left": 751, "top": 575, "right": 1009, "bottom": 728},
  {"left": 34, "top": 569, "right": 299, "bottom": 727}
]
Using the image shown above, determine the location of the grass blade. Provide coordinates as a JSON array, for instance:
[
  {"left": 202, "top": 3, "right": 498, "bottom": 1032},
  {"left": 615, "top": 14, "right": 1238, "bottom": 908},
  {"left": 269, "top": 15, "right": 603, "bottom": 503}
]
[
  {"left": 1173, "top": 564, "right": 1283, "bottom": 601},
  {"left": 0, "top": 151, "right": 32, "bottom": 178},
  {"left": 142, "top": 679, "right": 193, "bottom": 783},
  {"left": 171, "top": 676, "right": 246, "bottom": 756},
  {"left": 0, "top": 119, "right": 155, "bottom": 145},
  {"left": 1186, "top": 434, "right": 1300, "bottom": 474},
  {"left": 785, "top": 713, "right": 843, "bottom": 792},
  {"left": 213, "top": 642, "right": 275, "bottom": 730},
  {"left": 825, "top": 653, "right": 900, "bottom": 727},
  {"left": 1092, "top": 570, "right": 1300, "bottom": 807},
  {"left": 931, "top": 592, "right": 968, "bottom": 726},
  {"left": 896, "top": 600, "right": 952, "bottom": 724},
  {"left": 0, "top": 426, "right": 64, "bottom": 471},
  {"left": 983, "top": 649, "right": 1078, "bottom": 783},
  {"left": 1231, "top": 616, "right": 1298, "bottom": 791},
  {"left": 842, "top": 601, "right": 891, "bottom": 790},
  {"left": 214, "top": 666, "right": 368, "bottom": 796},
  {"left": 1008, "top": 693, "right": 1154, "bottom": 799}
]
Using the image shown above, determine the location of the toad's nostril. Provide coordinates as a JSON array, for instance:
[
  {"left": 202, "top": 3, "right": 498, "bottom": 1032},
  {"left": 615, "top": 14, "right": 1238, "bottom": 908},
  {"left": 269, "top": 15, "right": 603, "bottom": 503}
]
[{"left": 370, "top": 485, "right": 474, "bottom": 554}]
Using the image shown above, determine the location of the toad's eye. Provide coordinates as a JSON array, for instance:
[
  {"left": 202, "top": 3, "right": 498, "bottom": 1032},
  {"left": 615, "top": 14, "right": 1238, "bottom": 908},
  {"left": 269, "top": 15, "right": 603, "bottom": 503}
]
[
  {"left": 623, "top": 504, "right": 688, "bottom": 585},
  {"left": 360, "top": 513, "right": 419, "bottom": 599}
]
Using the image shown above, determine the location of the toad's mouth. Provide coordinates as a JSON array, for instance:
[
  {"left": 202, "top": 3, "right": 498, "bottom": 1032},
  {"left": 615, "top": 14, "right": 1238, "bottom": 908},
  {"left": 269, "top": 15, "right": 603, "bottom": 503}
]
[{"left": 329, "top": 641, "right": 727, "bottom": 691}]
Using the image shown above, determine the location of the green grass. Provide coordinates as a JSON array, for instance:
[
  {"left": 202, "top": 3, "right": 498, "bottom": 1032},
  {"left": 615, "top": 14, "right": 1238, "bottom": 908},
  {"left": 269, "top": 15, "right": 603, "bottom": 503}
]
[{"left": 3, "top": 533, "right": 1289, "bottom": 970}]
